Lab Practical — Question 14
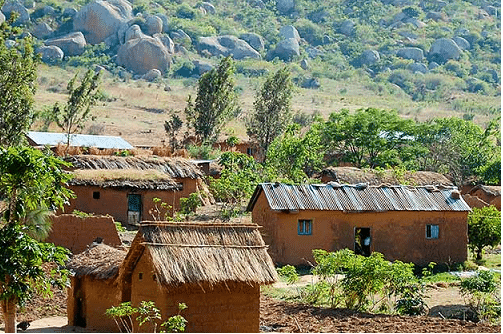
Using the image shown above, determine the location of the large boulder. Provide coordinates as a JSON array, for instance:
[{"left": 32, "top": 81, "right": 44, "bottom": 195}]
[
  {"left": 359, "top": 49, "right": 380, "bottom": 66},
  {"left": 145, "top": 15, "right": 162, "bottom": 36},
  {"left": 193, "top": 59, "right": 213, "bottom": 75},
  {"left": 156, "top": 13, "right": 169, "bottom": 33},
  {"left": 116, "top": 35, "right": 171, "bottom": 75},
  {"left": 197, "top": 35, "right": 261, "bottom": 60},
  {"left": 63, "top": 7, "right": 78, "bottom": 18},
  {"left": 338, "top": 19, "right": 355, "bottom": 36},
  {"left": 45, "top": 32, "right": 86, "bottom": 56},
  {"left": 0, "top": 11, "right": 4, "bottom": 24},
  {"left": 407, "top": 62, "right": 428, "bottom": 74},
  {"left": 276, "top": 0, "right": 295, "bottom": 15},
  {"left": 280, "top": 25, "right": 300, "bottom": 42},
  {"left": 453, "top": 36, "right": 470, "bottom": 50},
  {"left": 428, "top": 38, "right": 462, "bottom": 63},
  {"left": 73, "top": 0, "right": 133, "bottom": 45},
  {"left": 396, "top": 47, "right": 424, "bottom": 62},
  {"left": 154, "top": 33, "right": 174, "bottom": 54},
  {"left": 199, "top": 2, "right": 215, "bottom": 14},
  {"left": 1, "top": 1, "right": 30, "bottom": 25},
  {"left": 125, "top": 24, "right": 145, "bottom": 42},
  {"left": 36, "top": 45, "right": 64, "bottom": 63},
  {"left": 143, "top": 68, "right": 161, "bottom": 82},
  {"left": 170, "top": 29, "right": 191, "bottom": 44},
  {"left": 267, "top": 38, "right": 300, "bottom": 62},
  {"left": 239, "top": 33, "right": 264, "bottom": 51},
  {"left": 32, "top": 22, "right": 53, "bottom": 39},
  {"left": 426, "top": 11, "right": 446, "bottom": 22}
]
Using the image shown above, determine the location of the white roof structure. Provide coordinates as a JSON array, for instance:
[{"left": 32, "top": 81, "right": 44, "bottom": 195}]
[{"left": 27, "top": 131, "right": 134, "bottom": 150}]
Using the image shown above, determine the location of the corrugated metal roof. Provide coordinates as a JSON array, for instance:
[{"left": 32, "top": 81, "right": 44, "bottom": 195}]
[
  {"left": 27, "top": 131, "right": 134, "bottom": 150},
  {"left": 247, "top": 183, "right": 471, "bottom": 212}
]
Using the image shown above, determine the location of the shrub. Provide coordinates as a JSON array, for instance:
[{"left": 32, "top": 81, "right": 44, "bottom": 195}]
[
  {"left": 460, "top": 270, "right": 500, "bottom": 323},
  {"left": 179, "top": 192, "right": 201, "bottom": 214}
]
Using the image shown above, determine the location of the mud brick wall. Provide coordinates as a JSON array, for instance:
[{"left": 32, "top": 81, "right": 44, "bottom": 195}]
[
  {"left": 252, "top": 192, "right": 468, "bottom": 266},
  {"left": 48, "top": 214, "right": 122, "bottom": 254},
  {"left": 129, "top": 252, "right": 260, "bottom": 333}
]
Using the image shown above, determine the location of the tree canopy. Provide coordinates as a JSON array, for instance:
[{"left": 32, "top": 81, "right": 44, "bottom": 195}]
[
  {"left": 185, "top": 56, "right": 238, "bottom": 144},
  {"left": 247, "top": 66, "right": 293, "bottom": 160},
  {"left": 0, "top": 9, "right": 38, "bottom": 147},
  {"left": 467, "top": 206, "right": 501, "bottom": 261}
]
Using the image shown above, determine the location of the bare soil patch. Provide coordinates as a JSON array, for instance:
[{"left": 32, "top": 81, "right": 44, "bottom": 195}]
[{"left": 259, "top": 295, "right": 501, "bottom": 333}]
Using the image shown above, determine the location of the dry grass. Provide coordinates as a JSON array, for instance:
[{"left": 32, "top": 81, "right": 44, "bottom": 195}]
[
  {"left": 119, "top": 222, "right": 278, "bottom": 286},
  {"left": 67, "top": 243, "right": 127, "bottom": 279},
  {"left": 72, "top": 168, "right": 175, "bottom": 182}
]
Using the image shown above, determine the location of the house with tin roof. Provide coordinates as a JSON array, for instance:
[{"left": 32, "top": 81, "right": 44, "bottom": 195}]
[
  {"left": 27, "top": 131, "right": 134, "bottom": 150},
  {"left": 247, "top": 183, "right": 471, "bottom": 266}
]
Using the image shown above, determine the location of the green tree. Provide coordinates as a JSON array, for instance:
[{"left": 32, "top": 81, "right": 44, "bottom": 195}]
[
  {"left": 266, "top": 123, "right": 325, "bottom": 183},
  {"left": 164, "top": 111, "right": 183, "bottom": 152},
  {"left": 53, "top": 69, "right": 101, "bottom": 148},
  {"left": 184, "top": 56, "right": 238, "bottom": 144},
  {"left": 0, "top": 3, "right": 39, "bottom": 147},
  {"left": 0, "top": 146, "right": 74, "bottom": 333},
  {"left": 321, "top": 108, "right": 416, "bottom": 168},
  {"left": 412, "top": 117, "right": 499, "bottom": 186},
  {"left": 246, "top": 67, "right": 293, "bottom": 160},
  {"left": 467, "top": 206, "right": 501, "bottom": 261}
]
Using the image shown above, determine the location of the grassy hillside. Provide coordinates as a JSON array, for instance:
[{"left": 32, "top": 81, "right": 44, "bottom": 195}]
[{"left": 26, "top": 0, "right": 500, "bottom": 146}]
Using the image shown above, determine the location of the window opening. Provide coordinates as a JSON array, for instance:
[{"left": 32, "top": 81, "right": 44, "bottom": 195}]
[
  {"left": 298, "top": 219, "right": 312, "bottom": 235},
  {"left": 92, "top": 191, "right": 100, "bottom": 199},
  {"left": 426, "top": 224, "right": 439, "bottom": 239},
  {"left": 355, "top": 227, "right": 371, "bottom": 256},
  {"left": 138, "top": 272, "right": 143, "bottom": 280}
]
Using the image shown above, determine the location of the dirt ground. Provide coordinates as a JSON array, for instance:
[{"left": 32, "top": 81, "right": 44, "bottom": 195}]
[{"left": 0, "top": 282, "right": 499, "bottom": 333}]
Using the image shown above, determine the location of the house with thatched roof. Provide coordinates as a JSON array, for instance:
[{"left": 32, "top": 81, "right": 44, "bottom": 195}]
[
  {"left": 320, "top": 166, "right": 454, "bottom": 186},
  {"left": 66, "top": 222, "right": 277, "bottom": 333},
  {"left": 247, "top": 183, "right": 471, "bottom": 266},
  {"left": 67, "top": 243, "right": 127, "bottom": 331},
  {"left": 64, "top": 156, "right": 209, "bottom": 226}
]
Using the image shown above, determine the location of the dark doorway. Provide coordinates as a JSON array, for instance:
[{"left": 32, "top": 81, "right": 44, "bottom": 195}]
[
  {"left": 73, "top": 279, "right": 86, "bottom": 327},
  {"left": 128, "top": 194, "right": 142, "bottom": 226},
  {"left": 355, "top": 227, "right": 371, "bottom": 256}
]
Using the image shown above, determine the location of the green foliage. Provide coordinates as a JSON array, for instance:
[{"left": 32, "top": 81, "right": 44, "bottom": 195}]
[
  {"left": 460, "top": 270, "right": 500, "bottom": 323},
  {"left": 53, "top": 69, "right": 101, "bottom": 148},
  {"left": 277, "top": 265, "right": 300, "bottom": 285},
  {"left": 164, "top": 111, "right": 183, "bottom": 152},
  {"left": 106, "top": 300, "right": 187, "bottom": 333},
  {"left": 225, "top": 135, "right": 240, "bottom": 147},
  {"left": 184, "top": 56, "right": 238, "bottom": 144},
  {"left": 72, "top": 210, "right": 93, "bottom": 218},
  {"left": 266, "top": 123, "right": 325, "bottom": 183},
  {"left": 149, "top": 198, "right": 183, "bottom": 222},
  {"left": 247, "top": 67, "right": 294, "bottom": 159},
  {"left": 0, "top": 10, "right": 39, "bottom": 146},
  {"left": 65, "top": 43, "right": 113, "bottom": 69},
  {"left": 467, "top": 206, "right": 501, "bottom": 261},
  {"left": 179, "top": 193, "right": 201, "bottom": 215},
  {"left": 209, "top": 152, "right": 262, "bottom": 218},
  {"left": 305, "top": 249, "right": 426, "bottom": 314},
  {"left": 115, "top": 221, "right": 126, "bottom": 232},
  {"left": 0, "top": 223, "right": 70, "bottom": 305}
]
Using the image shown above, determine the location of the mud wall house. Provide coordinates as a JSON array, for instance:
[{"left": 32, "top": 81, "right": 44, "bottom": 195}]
[
  {"left": 66, "top": 243, "right": 127, "bottom": 332},
  {"left": 247, "top": 183, "right": 471, "bottom": 266},
  {"left": 47, "top": 214, "right": 122, "bottom": 254},
  {"left": 461, "top": 184, "right": 501, "bottom": 210},
  {"left": 64, "top": 155, "right": 208, "bottom": 225},
  {"left": 116, "top": 222, "right": 277, "bottom": 333}
]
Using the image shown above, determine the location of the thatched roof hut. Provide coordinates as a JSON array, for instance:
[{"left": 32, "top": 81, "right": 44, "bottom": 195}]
[
  {"left": 68, "top": 169, "right": 182, "bottom": 190},
  {"left": 118, "top": 222, "right": 278, "bottom": 287},
  {"left": 65, "top": 155, "right": 204, "bottom": 179},
  {"left": 67, "top": 243, "right": 127, "bottom": 280},
  {"left": 320, "top": 167, "right": 454, "bottom": 186}
]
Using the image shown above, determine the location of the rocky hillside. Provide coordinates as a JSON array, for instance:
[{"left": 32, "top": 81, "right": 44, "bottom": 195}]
[{"left": 1, "top": 0, "right": 500, "bottom": 143}]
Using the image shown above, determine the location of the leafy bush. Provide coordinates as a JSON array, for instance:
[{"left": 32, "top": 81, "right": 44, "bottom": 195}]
[
  {"left": 179, "top": 192, "right": 201, "bottom": 214},
  {"left": 460, "top": 270, "right": 500, "bottom": 323}
]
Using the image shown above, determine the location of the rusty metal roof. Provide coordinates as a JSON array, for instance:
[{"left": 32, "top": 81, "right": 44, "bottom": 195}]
[{"left": 246, "top": 183, "right": 471, "bottom": 213}]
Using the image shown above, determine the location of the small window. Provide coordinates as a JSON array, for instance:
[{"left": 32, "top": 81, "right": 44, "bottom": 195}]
[
  {"left": 426, "top": 224, "right": 439, "bottom": 239},
  {"left": 298, "top": 219, "right": 312, "bottom": 235},
  {"left": 246, "top": 147, "right": 254, "bottom": 156},
  {"left": 177, "top": 182, "right": 184, "bottom": 190},
  {"left": 93, "top": 191, "right": 100, "bottom": 199},
  {"left": 138, "top": 272, "right": 143, "bottom": 280}
]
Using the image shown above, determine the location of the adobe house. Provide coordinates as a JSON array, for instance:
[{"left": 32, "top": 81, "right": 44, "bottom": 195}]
[
  {"left": 247, "top": 183, "right": 471, "bottom": 266},
  {"left": 461, "top": 184, "right": 501, "bottom": 210},
  {"left": 64, "top": 155, "right": 210, "bottom": 225},
  {"left": 67, "top": 222, "right": 277, "bottom": 333},
  {"left": 66, "top": 243, "right": 127, "bottom": 332}
]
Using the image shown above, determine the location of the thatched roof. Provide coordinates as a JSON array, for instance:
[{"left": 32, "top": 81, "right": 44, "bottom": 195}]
[
  {"left": 68, "top": 169, "right": 182, "bottom": 190},
  {"left": 321, "top": 167, "right": 453, "bottom": 186},
  {"left": 65, "top": 155, "right": 204, "bottom": 179},
  {"left": 67, "top": 243, "right": 127, "bottom": 280},
  {"left": 118, "top": 222, "right": 277, "bottom": 287}
]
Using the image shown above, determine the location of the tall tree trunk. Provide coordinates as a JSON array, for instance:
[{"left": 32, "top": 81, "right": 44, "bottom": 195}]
[{"left": 1, "top": 296, "right": 17, "bottom": 333}]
